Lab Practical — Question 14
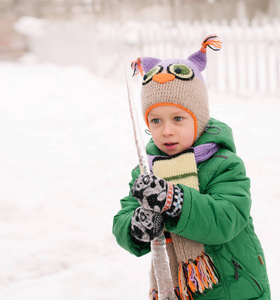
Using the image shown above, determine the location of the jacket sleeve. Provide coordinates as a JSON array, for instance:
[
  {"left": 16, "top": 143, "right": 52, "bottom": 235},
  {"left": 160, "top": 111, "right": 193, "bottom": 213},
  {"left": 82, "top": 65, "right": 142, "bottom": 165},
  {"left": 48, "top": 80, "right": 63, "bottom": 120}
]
[
  {"left": 112, "top": 166, "right": 151, "bottom": 257},
  {"left": 165, "top": 154, "right": 252, "bottom": 245}
]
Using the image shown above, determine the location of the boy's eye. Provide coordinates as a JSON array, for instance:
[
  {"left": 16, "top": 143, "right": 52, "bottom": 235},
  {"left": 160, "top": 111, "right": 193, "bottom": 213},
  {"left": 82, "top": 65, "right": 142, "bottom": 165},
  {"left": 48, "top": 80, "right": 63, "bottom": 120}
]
[
  {"left": 167, "top": 64, "right": 194, "bottom": 81},
  {"left": 151, "top": 118, "right": 161, "bottom": 124},
  {"left": 174, "top": 116, "right": 183, "bottom": 122},
  {"left": 142, "top": 66, "right": 163, "bottom": 85}
]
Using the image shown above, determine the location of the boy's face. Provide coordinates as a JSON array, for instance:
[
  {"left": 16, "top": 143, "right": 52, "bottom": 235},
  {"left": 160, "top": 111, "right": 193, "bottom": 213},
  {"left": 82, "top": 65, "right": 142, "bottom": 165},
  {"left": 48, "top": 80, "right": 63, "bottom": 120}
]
[{"left": 147, "top": 105, "right": 195, "bottom": 156}]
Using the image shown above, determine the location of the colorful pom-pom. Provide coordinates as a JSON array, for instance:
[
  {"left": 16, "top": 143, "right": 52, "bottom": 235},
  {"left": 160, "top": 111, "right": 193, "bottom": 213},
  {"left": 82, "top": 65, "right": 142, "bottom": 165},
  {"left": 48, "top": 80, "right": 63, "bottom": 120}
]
[
  {"left": 131, "top": 57, "right": 144, "bottom": 76},
  {"left": 200, "top": 34, "right": 222, "bottom": 53}
]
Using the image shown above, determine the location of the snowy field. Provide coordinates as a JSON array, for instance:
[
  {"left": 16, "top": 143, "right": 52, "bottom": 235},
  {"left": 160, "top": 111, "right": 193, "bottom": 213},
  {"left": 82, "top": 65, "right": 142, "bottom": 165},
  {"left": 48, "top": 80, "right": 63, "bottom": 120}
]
[{"left": 0, "top": 58, "right": 279, "bottom": 299}]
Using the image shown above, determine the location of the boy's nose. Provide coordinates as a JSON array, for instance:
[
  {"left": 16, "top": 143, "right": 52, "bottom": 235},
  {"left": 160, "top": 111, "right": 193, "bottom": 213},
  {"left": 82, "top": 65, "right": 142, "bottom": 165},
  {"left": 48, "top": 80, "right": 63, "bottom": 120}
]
[
  {"left": 162, "top": 123, "right": 174, "bottom": 136},
  {"left": 153, "top": 73, "right": 175, "bottom": 84}
]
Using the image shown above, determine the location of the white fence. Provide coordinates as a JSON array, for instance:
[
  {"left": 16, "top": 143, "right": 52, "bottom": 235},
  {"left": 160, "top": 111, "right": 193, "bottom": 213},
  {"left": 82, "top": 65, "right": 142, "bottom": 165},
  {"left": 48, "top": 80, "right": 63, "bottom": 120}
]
[{"left": 18, "top": 18, "right": 280, "bottom": 96}]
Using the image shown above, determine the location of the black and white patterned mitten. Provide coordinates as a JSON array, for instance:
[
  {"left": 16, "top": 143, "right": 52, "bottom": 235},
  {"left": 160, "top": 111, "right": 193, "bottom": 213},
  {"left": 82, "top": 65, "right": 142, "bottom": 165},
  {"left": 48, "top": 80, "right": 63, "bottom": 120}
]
[
  {"left": 131, "top": 206, "right": 164, "bottom": 243},
  {"left": 132, "top": 174, "right": 184, "bottom": 217}
]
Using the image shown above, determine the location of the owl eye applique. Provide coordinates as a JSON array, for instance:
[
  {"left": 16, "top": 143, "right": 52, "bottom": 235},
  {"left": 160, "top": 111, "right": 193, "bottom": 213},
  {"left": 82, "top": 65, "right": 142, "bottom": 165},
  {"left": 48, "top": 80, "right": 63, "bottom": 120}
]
[
  {"left": 167, "top": 64, "right": 194, "bottom": 81},
  {"left": 142, "top": 65, "right": 163, "bottom": 85}
]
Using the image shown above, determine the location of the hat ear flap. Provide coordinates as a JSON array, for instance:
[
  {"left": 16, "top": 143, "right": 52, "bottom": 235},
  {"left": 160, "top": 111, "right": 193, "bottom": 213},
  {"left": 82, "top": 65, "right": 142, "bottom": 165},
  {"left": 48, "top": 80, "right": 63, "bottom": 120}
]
[
  {"left": 131, "top": 57, "right": 161, "bottom": 76},
  {"left": 187, "top": 34, "right": 222, "bottom": 72}
]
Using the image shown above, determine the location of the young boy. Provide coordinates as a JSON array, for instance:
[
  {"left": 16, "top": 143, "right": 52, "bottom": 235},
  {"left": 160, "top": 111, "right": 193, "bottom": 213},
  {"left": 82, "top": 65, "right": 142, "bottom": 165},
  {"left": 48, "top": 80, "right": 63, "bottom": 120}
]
[{"left": 113, "top": 35, "right": 270, "bottom": 299}]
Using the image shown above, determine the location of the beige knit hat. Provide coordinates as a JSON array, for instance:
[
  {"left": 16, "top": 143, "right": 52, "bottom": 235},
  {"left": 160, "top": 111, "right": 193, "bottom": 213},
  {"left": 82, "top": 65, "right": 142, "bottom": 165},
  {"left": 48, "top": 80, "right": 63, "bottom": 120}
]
[{"left": 131, "top": 34, "right": 221, "bottom": 142}]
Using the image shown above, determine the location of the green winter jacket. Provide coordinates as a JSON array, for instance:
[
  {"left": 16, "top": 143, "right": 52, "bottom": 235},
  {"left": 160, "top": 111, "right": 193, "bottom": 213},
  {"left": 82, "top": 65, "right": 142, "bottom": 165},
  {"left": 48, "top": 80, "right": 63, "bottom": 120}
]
[{"left": 113, "top": 118, "right": 270, "bottom": 300}]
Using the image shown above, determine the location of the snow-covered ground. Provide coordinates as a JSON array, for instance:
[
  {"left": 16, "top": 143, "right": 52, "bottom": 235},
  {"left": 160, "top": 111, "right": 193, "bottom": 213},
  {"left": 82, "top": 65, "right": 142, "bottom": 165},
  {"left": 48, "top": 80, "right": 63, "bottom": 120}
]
[{"left": 0, "top": 58, "right": 279, "bottom": 299}]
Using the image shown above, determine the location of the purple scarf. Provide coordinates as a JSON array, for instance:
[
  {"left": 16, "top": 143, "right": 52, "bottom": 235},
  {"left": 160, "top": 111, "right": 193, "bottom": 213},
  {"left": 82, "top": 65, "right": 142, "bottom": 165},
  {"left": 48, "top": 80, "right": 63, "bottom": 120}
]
[{"left": 148, "top": 143, "right": 219, "bottom": 172}]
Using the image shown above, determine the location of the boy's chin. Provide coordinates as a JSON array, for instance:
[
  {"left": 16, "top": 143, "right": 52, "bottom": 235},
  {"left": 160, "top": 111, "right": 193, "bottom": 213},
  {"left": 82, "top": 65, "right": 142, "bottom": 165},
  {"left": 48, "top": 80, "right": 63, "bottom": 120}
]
[
  {"left": 160, "top": 145, "right": 193, "bottom": 156},
  {"left": 161, "top": 148, "right": 182, "bottom": 156}
]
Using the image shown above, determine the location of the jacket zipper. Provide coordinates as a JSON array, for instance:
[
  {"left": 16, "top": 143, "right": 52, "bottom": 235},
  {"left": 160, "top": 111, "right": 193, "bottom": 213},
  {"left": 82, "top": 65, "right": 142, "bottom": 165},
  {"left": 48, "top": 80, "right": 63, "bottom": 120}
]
[
  {"left": 232, "top": 260, "right": 262, "bottom": 292},
  {"left": 233, "top": 260, "right": 240, "bottom": 280}
]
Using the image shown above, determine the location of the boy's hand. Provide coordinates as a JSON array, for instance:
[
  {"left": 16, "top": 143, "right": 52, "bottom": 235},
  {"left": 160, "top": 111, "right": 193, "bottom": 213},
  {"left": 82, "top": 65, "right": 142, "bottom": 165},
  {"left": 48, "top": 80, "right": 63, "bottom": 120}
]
[
  {"left": 132, "top": 174, "right": 184, "bottom": 217},
  {"left": 131, "top": 207, "right": 164, "bottom": 243}
]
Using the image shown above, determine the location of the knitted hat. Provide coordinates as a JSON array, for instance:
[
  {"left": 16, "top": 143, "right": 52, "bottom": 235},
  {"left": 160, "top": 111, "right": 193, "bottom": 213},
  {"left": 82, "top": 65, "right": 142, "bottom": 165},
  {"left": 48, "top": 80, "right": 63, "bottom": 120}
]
[{"left": 131, "top": 34, "right": 222, "bottom": 142}]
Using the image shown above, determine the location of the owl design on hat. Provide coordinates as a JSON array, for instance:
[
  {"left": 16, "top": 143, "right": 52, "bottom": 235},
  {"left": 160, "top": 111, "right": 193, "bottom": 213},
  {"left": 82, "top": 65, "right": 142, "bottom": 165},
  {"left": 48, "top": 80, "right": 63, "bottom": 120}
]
[{"left": 131, "top": 34, "right": 222, "bottom": 142}]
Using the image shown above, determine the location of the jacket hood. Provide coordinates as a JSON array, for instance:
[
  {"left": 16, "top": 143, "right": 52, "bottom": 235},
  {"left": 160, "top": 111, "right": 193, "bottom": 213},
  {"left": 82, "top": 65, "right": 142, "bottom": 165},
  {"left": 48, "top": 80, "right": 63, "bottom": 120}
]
[{"left": 146, "top": 118, "right": 236, "bottom": 155}]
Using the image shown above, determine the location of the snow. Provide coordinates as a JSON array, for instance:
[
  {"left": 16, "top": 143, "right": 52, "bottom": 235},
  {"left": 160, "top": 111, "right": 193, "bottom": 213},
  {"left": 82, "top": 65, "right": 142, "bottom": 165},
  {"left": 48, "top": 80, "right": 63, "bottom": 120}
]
[{"left": 0, "top": 58, "right": 279, "bottom": 299}]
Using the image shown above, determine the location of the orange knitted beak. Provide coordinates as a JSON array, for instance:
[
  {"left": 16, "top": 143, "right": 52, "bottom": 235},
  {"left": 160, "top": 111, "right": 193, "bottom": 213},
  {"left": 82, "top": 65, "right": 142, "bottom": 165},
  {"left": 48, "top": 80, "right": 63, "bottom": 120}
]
[{"left": 152, "top": 73, "right": 175, "bottom": 84}]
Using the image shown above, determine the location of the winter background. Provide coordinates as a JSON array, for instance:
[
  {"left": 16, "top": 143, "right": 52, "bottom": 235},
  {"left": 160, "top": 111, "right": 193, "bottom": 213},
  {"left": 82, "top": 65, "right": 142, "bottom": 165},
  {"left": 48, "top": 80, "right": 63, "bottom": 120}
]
[{"left": 0, "top": 1, "right": 280, "bottom": 299}]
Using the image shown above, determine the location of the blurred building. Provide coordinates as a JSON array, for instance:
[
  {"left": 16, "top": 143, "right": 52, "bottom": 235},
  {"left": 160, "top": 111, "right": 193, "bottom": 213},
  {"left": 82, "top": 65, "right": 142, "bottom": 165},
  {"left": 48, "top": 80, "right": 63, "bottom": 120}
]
[
  {"left": 1, "top": 0, "right": 279, "bottom": 97},
  {"left": 0, "top": 0, "right": 279, "bottom": 22}
]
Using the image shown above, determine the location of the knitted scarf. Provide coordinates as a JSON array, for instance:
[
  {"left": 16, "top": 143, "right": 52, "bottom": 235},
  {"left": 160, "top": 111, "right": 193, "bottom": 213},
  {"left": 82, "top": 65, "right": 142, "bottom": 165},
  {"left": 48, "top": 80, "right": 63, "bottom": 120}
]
[{"left": 149, "top": 143, "right": 220, "bottom": 300}]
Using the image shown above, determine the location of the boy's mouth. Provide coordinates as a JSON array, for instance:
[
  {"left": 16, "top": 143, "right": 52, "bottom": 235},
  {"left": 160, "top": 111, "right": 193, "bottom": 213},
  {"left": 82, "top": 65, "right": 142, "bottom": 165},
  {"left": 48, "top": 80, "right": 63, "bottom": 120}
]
[{"left": 163, "top": 142, "right": 178, "bottom": 150}]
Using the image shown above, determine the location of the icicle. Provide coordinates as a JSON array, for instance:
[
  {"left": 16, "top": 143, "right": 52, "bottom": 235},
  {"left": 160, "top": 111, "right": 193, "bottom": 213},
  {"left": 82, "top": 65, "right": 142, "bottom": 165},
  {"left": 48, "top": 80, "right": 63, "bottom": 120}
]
[{"left": 200, "top": 34, "right": 222, "bottom": 53}]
